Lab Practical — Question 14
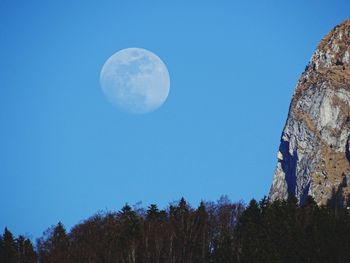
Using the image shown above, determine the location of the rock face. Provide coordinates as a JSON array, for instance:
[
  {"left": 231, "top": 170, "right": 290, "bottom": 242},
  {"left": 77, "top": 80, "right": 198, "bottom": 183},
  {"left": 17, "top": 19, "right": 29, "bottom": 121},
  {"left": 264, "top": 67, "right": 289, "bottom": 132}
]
[{"left": 269, "top": 20, "right": 350, "bottom": 205}]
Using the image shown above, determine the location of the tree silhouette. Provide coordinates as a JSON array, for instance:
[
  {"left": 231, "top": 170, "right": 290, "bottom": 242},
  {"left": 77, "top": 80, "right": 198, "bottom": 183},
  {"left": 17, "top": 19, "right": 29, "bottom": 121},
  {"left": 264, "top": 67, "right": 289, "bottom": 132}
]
[
  {"left": 6, "top": 193, "right": 350, "bottom": 262},
  {"left": 16, "top": 235, "right": 37, "bottom": 263},
  {"left": 37, "top": 222, "right": 69, "bottom": 263},
  {"left": 0, "top": 228, "right": 17, "bottom": 263}
]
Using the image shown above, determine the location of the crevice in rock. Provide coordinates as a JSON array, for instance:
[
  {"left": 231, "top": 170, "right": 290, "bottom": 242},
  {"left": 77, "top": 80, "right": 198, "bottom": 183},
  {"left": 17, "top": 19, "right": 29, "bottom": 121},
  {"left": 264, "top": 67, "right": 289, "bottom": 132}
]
[
  {"left": 279, "top": 138, "right": 298, "bottom": 197},
  {"left": 346, "top": 135, "right": 350, "bottom": 163}
]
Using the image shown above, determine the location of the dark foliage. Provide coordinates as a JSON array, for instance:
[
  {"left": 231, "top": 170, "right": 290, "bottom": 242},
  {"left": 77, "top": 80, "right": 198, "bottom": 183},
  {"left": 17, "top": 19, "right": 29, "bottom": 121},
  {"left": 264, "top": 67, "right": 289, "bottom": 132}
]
[
  {"left": 0, "top": 228, "right": 37, "bottom": 263},
  {"left": 3, "top": 193, "right": 350, "bottom": 262},
  {"left": 233, "top": 195, "right": 350, "bottom": 263}
]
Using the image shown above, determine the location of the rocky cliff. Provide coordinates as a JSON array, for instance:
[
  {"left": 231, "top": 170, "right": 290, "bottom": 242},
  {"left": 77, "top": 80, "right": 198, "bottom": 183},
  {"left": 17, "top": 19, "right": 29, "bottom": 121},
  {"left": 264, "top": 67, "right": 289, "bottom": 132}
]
[{"left": 269, "top": 20, "right": 350, "bottom": 205}]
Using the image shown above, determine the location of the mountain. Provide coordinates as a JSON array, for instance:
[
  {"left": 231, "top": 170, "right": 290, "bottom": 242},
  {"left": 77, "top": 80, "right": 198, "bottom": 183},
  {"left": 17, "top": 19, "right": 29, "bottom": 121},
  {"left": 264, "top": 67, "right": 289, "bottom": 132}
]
[{"left": 269, "top": 20, "right": 350, "bottom": 205}]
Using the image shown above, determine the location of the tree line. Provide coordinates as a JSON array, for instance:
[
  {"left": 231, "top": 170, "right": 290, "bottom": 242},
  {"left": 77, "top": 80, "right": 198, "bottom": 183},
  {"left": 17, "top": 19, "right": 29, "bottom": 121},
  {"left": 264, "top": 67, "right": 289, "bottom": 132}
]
[{"left": 2, "top": 194, "right": 350, "bottom": 262}]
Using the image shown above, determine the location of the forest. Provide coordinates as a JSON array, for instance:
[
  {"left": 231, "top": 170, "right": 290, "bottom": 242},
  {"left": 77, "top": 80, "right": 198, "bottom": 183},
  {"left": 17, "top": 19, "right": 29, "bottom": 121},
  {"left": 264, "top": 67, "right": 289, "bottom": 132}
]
[{"left": 1, "top": 193, "right": 350, "bottom": 263}]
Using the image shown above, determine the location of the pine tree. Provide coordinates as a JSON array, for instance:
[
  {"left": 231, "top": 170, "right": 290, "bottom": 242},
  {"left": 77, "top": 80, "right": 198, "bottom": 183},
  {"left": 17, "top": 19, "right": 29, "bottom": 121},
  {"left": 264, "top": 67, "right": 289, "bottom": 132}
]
[
  {"left": 118, "top": 204, "right": 141, "bottom": 263},
  {"left": 16, "top": 235, "right": 37, "bottom": 263},
  {"left": 143, "top": 204, "right": 169, "bottom": 263},
  {"left": 1, "top": 228, "right": 17, "bottom": 263},
  {"left": 236, "top": 199, "right": 259, "bottom": 262},
  {"left": 37, "top": 222, "right": 69, "bottom": 263},
  {"left": 169, "top": 197, "right": 193, "bottom": 263},
  {"left": 191, "top": 201, "right": 209, "bottom": 263}
]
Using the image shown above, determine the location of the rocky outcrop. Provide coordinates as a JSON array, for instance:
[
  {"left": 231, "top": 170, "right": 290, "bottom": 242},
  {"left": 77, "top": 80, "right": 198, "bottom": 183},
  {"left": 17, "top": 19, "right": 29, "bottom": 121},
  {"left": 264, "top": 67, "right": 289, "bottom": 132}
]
[{"left": 269, "top": 20, "right": 350, "bottom": 205}]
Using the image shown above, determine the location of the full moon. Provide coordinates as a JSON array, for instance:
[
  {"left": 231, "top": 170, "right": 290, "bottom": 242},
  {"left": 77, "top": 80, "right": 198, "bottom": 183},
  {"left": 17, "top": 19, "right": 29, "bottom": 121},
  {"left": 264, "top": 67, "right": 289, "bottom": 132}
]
[{"left": 100, "top": 48, "right": 170, "bottom": 114}]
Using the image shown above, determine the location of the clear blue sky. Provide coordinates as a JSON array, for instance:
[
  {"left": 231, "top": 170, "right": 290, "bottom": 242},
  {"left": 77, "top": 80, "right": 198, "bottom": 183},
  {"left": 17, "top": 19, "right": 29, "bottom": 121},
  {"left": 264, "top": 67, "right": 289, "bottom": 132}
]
[{"left": 1, "top": 0, "right": 349, "bottom": 238}]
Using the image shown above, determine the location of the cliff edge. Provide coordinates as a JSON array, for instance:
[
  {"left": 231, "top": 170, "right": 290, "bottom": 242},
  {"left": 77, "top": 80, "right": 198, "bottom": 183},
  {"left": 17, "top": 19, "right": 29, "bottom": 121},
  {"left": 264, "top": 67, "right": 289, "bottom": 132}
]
[{"left": 269, "top": 20, "right": 350, "bottom": 205}]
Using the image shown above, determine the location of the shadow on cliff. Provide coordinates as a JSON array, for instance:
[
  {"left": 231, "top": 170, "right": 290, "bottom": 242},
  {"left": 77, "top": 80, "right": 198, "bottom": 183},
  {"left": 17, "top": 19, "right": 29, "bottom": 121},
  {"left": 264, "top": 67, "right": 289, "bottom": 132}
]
[
  {"left": 279, "top": 139, "right": 298, "bottom": 196},
  {"left": 346, "top": 136, "right": 350, "bottom": 163},
  {"left": 327, "top": 175, "right": 349, "bottom": 217}
]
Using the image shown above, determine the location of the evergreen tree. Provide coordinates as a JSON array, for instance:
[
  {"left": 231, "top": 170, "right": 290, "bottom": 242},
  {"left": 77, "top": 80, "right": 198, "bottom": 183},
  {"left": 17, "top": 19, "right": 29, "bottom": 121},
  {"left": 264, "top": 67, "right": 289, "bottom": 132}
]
[
  {"left": 234, "top": 199, "right": 262, "bottom": 263},
  {"left": 37, "top": 222, "right": 69, "bottom": 263},
  {"left": 118, "top": 204, "right": 141, "bottom": 263},
  {"left": 169, "top": 198, "right": 192, "bottom": 263},
  {"left": 191, "top": 201, "right": 210, "bottom": 263},
  {"left": 1, "top": 228, "right": 17, "bottom": 263},
  {"left": 16, "top": 235, "right": 37, "bottom": 263},
  {"left": 144, "top": 204, "right": 169, "bottom": 263}
]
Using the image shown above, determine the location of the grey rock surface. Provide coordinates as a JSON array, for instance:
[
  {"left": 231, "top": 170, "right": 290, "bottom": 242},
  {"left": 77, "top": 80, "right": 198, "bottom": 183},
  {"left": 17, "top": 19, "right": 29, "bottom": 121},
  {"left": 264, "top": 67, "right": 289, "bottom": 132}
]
[{"left": 269, "top": 20, "right": 350, "bottom": 205}]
